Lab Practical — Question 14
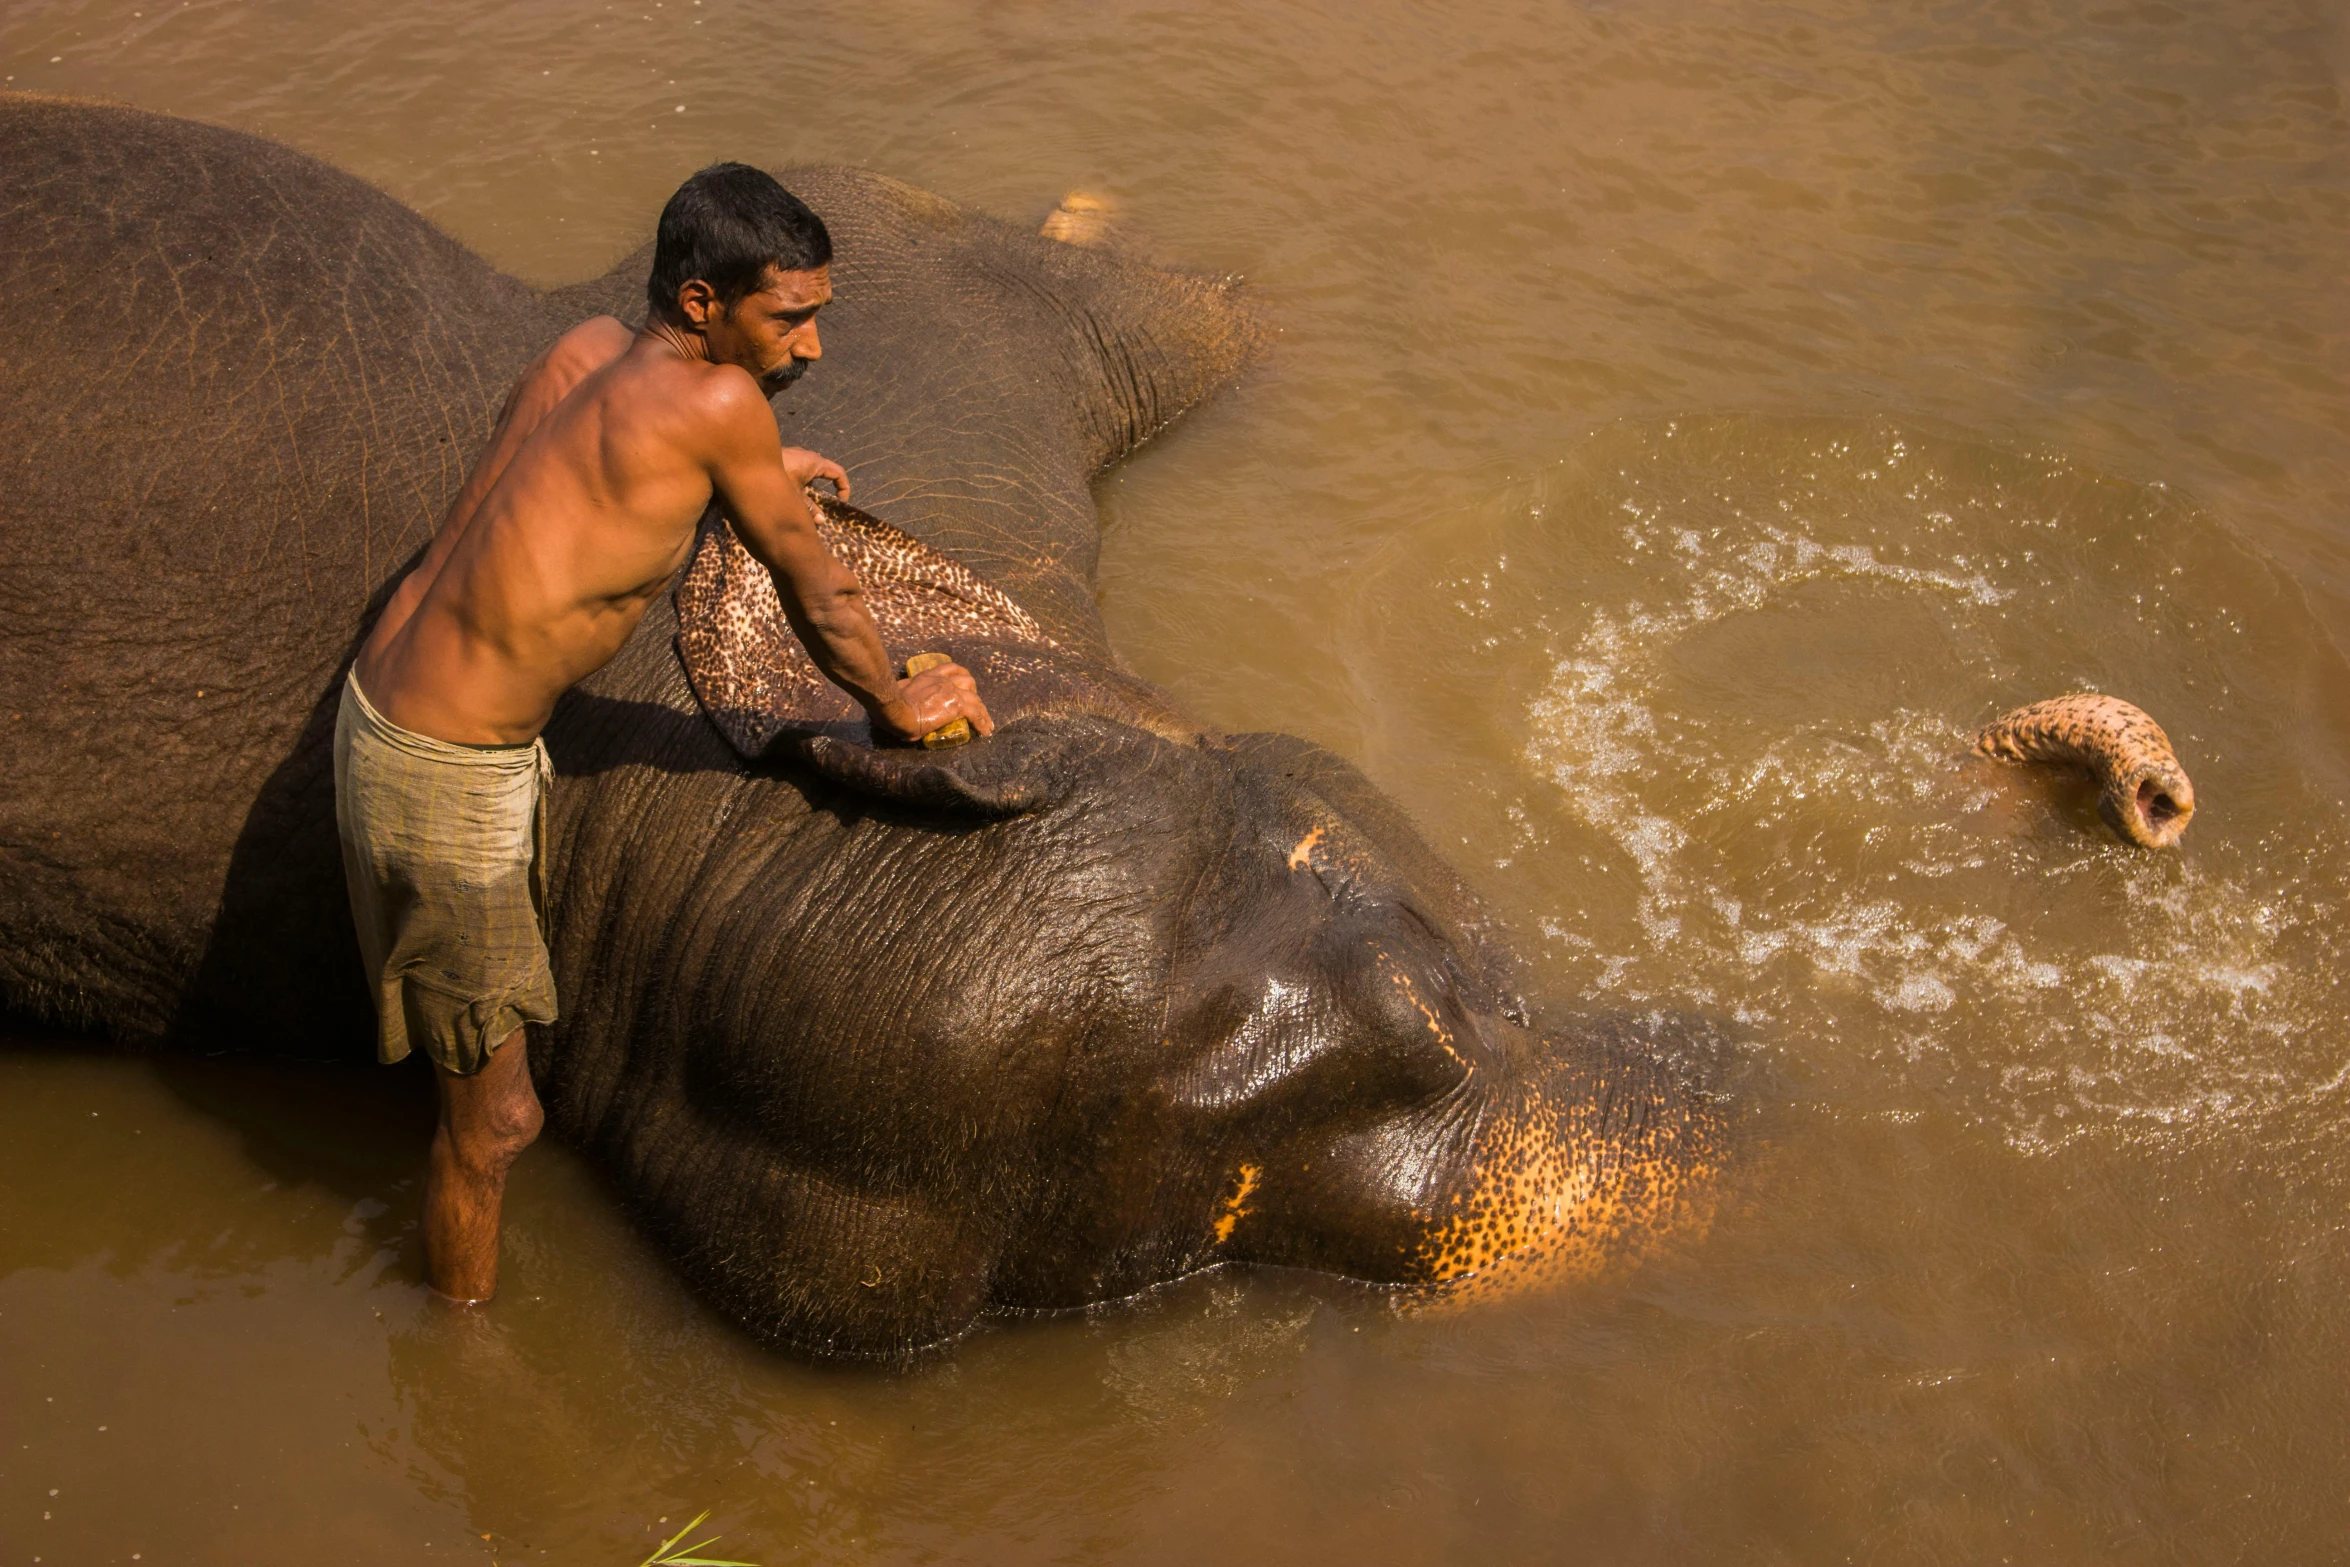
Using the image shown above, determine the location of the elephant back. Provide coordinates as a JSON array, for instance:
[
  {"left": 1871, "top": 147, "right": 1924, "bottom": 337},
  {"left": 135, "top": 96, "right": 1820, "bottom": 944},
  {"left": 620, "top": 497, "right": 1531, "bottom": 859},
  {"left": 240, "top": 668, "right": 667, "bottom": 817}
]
[{"left": 0, "top": 94, "right": 542, "bottom": 1039}]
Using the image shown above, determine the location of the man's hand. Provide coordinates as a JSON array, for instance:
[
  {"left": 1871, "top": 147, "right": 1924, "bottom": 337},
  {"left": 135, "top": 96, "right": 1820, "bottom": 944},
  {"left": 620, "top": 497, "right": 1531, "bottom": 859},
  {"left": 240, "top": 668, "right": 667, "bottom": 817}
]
[
  {"left": 873, "top": 658, "right": 995, "bottom": 745},
  {"left": 780, "top": 447, "right": 850, "bottom": 501}
]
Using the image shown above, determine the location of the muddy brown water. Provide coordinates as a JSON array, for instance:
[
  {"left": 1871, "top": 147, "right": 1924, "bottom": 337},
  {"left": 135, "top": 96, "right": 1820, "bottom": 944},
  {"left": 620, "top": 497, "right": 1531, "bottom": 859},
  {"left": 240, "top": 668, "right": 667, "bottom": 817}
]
[{"left": 6, "top": 1, "right": 2350, "bottom": 1561}]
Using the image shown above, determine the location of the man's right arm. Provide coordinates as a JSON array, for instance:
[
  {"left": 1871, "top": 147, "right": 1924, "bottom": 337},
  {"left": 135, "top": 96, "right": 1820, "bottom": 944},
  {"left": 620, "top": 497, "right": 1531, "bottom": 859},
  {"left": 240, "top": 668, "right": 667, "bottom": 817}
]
[{"left": 702, "top": 375, "right": 993, "bottom": 743}]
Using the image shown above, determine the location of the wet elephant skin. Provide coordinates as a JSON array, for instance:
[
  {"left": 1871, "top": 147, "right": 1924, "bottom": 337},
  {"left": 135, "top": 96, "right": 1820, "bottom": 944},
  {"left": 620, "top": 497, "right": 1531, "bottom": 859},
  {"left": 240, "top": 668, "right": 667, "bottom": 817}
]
[{"left": 0, "top": 96, "right": 1725, "bottom": 1357}]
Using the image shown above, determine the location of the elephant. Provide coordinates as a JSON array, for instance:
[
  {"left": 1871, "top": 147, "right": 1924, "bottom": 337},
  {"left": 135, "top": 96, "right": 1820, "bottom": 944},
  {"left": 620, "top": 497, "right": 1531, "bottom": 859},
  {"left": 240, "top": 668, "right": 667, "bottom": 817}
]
[{"left": 0, "top": 95, "right": 1727, "bottom": 1357}]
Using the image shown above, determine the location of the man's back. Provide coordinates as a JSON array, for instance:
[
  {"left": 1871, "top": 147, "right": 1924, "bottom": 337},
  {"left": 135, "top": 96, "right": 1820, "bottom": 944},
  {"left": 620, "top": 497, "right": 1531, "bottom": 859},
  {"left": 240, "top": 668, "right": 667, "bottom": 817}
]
[{"left": 357, "top": 320, "right": 749, "bottom": 745}]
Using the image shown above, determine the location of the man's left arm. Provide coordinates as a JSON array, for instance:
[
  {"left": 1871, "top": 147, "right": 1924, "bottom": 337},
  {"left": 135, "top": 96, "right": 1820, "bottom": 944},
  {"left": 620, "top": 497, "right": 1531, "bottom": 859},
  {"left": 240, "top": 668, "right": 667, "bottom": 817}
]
[{"left": 705, "top": 380, "right": 992, "bottom": 742}]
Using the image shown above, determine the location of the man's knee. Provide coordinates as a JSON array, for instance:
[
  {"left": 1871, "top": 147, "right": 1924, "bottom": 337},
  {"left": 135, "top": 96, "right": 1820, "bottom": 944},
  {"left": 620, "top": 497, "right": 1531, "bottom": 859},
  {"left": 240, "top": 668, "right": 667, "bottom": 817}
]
[
  {"left": 436, "top": 1036, "right": 543, "bottom": 1174},
  {"left": 441, "top": 1095, "right": 540, "bottom": 1177},
  {"left": 478, "top": 1087, "right": 544, "bottom": 1156}
]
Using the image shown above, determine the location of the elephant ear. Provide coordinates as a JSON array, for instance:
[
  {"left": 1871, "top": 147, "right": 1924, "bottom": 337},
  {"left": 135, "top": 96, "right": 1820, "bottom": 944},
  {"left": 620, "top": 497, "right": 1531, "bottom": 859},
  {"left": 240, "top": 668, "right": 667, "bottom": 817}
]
[
  {"left": 674, "top": 492, "right": 1196, "bottom": 816},
  {"left": 773, "top": 711, "right": 1145, "bottom": 817},
  {"left": 675, "top": 491, "right": 1057, "bottom": 752}
]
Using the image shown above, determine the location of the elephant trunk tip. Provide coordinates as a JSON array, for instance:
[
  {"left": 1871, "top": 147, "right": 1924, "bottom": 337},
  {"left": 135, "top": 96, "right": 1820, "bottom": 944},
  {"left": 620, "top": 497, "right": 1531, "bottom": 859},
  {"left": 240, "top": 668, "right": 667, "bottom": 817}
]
[
  {"left": 1974, "top": 692, "right": 2196, "bottom": 849},
  {"left": 2120, "top": 767, "right": 2195, "bottom": 849}
]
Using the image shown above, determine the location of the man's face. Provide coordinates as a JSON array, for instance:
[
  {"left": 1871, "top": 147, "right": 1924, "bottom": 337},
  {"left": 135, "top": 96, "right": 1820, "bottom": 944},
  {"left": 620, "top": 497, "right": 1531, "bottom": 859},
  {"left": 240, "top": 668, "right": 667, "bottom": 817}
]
[{"left": 705, "top": 263, "right": 831, "bottom": 395}]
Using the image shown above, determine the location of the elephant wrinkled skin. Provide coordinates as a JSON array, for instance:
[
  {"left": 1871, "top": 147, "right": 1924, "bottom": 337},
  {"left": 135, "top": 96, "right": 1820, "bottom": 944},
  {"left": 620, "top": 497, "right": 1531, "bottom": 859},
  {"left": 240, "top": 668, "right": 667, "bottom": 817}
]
[{"left": 0, "top": 96, "right": 1726, "bottom": 1357}]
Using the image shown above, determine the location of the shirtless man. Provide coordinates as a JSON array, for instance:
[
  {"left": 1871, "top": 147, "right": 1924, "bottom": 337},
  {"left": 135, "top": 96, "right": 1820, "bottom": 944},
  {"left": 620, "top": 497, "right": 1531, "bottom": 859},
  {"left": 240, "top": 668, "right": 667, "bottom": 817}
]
[{"left": 337, "top": 162, "right": 992, "bottom": 1304}]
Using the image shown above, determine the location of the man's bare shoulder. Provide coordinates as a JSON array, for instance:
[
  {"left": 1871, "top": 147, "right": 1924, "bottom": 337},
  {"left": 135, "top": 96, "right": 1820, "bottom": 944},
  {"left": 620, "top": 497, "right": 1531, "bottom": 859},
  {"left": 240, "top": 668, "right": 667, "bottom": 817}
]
[
  {"left": 496, "top": 317, "right": 636, "bottom": 427},
  {"left": 600, "top": 340, "right": 777, "bottom": 444},
  {"left": 531, "top": 316, "right": 635, "bottom": 388}
]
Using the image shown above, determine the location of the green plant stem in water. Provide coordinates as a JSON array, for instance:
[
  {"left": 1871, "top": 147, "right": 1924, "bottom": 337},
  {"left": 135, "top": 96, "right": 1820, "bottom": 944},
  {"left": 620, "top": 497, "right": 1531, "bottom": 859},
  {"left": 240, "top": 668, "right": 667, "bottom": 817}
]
[{"left": 637, "top": 1509, "right": 757, "bottom": 1567}]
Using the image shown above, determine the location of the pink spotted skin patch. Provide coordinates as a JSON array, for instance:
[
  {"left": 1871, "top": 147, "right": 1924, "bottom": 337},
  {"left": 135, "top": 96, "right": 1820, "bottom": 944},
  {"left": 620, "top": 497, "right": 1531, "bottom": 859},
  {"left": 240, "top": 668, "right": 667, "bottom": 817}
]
[{"left": 674, "top": 490, "right": 1193, "bottom": 759}]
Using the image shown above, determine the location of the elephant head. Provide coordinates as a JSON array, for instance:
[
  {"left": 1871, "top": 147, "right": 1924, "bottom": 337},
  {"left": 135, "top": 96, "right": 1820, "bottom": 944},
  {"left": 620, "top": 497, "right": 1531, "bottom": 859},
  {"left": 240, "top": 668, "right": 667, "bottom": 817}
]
[{"left": 539, "top": 522, "right": 1727, "bottom": 1352}]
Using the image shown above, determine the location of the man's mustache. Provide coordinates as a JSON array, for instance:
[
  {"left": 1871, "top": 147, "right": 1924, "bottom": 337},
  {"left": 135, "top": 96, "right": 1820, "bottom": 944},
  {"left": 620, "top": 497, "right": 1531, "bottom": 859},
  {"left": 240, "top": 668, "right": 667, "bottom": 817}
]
[{"left": 760, "top": 356, "right": 813, "bottom": 395}]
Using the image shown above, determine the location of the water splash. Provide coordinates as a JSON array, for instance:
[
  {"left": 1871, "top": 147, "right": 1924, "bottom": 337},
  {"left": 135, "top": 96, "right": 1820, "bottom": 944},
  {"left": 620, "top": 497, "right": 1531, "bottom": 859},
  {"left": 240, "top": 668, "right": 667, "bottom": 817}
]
[{"left": 1450, "top": 418, "right": 2350, "bottom": 1167}]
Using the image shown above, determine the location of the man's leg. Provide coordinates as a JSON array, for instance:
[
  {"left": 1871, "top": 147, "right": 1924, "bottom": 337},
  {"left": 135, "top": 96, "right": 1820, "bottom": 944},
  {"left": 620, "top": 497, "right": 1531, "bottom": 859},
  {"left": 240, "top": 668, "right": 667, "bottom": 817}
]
[{"left": 424, "top": 1029, "right": 543, "bottom": 1303}]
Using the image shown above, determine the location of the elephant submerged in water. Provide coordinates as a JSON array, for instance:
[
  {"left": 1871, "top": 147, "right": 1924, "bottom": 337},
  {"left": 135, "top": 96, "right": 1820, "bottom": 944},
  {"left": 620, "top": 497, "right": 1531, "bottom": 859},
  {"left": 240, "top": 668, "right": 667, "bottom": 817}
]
[{"left": 0, "top": 96, "right": 1725, "bottom": 1357}]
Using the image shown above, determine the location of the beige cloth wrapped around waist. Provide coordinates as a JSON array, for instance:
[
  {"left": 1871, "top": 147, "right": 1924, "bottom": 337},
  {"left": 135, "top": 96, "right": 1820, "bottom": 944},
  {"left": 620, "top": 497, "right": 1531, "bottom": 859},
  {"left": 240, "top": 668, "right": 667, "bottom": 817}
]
[{"left": 332, "top": 670, "right": 557, "bottom": 1074}]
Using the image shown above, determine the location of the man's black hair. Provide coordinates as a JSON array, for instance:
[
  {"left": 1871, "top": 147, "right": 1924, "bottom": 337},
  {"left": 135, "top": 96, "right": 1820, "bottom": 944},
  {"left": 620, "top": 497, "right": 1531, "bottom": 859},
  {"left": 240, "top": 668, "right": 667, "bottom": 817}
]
[{"left": 646, "top": 162, "right": 832, "bottom": 320}]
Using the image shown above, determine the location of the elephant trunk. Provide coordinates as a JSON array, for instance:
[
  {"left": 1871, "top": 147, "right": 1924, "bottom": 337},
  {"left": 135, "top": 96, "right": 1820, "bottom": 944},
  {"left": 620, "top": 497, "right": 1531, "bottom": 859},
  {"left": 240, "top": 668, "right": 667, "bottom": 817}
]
[
  {"left": 1975, "top": 693, "right": 2195, "bottom": 848},
  {"left": 1411, "top": 1022, "right": 1730, "bottom": 1300}
]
